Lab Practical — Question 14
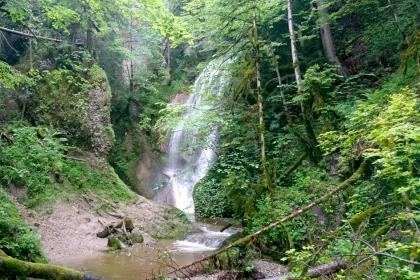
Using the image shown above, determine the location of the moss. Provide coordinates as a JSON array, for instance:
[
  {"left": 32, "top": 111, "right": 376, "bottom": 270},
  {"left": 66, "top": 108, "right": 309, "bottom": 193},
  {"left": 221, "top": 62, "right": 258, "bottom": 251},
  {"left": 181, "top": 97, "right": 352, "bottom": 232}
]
[
  {"left": 152, "top": 222, "right": 188, "bottom": 240},
  {"left": 123, "top": 218, "right": 134, "bottom": 231},
  {"left": 108, "top": 127, "right": 144, "bottom": 191},
  {"left": 0, "top": 250, "right": 85, "bottom": 280},
  {"left": 107, "top": 235, "right": 122, "bottom": 250},
  {"left": 165, "top": 207, "right": 189, "bottom": 224}
]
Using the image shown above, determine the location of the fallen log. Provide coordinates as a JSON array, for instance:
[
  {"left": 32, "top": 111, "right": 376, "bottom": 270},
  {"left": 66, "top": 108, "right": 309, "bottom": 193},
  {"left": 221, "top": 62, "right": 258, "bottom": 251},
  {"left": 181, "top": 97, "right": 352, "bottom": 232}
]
[
  {"left": 306, "top": 260, "right": 347, "bottom": 278},
  {"left": 165, "top": 162, "right": 366, "bottom": 278},
  {"left": 263, "top": 260, "right": 347, "bottom": 279},
  {"left": 0, "top": 26, "right": 83, "bottom": 46},
  {"left": 0, "top": 249, "right": 104, "bottom": 280}
]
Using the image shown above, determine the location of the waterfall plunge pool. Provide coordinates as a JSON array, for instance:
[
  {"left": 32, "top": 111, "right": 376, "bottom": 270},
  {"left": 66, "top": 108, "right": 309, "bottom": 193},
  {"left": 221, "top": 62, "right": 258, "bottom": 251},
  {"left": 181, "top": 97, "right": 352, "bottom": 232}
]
[{"left": 57, "top": 222, "right": 238, "bottom": 279}]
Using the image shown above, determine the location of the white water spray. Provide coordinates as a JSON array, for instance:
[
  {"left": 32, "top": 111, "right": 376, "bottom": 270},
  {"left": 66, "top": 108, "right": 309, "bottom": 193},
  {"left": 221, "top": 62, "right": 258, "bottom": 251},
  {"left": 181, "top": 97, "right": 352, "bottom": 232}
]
[
  {"left": 156, "top": 59, "right": 230, "bottom": 217},
  {"left": 155, "top": 59, "right": 238, "bottom": 252}
]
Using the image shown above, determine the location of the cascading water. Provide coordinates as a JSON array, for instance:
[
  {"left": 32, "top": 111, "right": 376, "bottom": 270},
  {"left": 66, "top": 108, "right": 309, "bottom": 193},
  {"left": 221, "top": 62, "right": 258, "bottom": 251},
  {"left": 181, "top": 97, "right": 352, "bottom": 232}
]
[{"left": 155, "top": 59, "right": 238, "bottom": 252}]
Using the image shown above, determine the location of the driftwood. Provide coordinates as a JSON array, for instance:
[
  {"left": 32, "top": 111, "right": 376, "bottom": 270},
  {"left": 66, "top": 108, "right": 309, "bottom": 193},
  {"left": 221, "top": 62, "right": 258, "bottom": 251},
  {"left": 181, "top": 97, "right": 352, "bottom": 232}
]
[
  {"left": 166, "top": 162, "right": 366, "bottom": 278},
  {"left": 0, "top": 249, "right": 103, "bottom": 280}
]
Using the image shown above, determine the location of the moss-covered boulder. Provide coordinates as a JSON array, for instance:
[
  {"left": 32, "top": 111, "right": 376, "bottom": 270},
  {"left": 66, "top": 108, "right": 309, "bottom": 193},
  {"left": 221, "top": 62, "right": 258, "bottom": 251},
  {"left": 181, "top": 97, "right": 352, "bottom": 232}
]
[
  {"left": 123, "top": 218, "right": 135, "bottom": 232},
  {"left": 107, "top": 235, "right": 122, "bottom": 250}
]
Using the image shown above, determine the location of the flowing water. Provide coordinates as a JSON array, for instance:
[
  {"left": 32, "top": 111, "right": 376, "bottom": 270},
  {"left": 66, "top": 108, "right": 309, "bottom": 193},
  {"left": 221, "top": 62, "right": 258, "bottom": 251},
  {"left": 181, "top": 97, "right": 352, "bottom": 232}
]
[
  {"left": 155, "top": 58, "right": 236, "bottom": 252},
  {"left": 59, "top": 59, "right": 234, "bottom": 279}
]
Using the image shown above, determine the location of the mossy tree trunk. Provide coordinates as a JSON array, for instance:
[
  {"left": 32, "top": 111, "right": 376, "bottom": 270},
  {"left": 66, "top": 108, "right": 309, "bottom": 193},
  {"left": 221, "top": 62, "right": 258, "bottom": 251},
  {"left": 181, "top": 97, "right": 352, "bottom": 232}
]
[
  {"left": 287, "top": 0, "right": 322, "bottom": 164},
  {"left": 0, "top": 249, "right": 102, "bottom": 280}
]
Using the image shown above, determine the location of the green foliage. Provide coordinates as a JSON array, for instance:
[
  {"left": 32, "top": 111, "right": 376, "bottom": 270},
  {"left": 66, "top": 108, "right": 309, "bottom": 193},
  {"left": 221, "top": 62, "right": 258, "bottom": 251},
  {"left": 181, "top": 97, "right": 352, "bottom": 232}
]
[
  {"left": 0, "top": 189, "right": 45, "bottom": 263},
  {"left": 281, "top": 245, "right": 314, "bottom": 279},
  {"left": 0, "top": 61, "right": 32, "bottom": 90},
  {"left": 193, "top": 174, "right": 232, "bottom": 219},
  {"left": 0, "top": 124, "right": 134, "bottom": 209},
  {"left": 320, "top": 86, "right": 419, "bottom": 194}
]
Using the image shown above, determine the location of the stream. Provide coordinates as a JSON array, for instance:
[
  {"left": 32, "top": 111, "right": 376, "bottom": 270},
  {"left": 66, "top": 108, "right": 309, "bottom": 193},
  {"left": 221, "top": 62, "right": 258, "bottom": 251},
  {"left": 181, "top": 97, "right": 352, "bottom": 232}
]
[{"left": 59, "top": 60, "right": 233, "bottom": 279}]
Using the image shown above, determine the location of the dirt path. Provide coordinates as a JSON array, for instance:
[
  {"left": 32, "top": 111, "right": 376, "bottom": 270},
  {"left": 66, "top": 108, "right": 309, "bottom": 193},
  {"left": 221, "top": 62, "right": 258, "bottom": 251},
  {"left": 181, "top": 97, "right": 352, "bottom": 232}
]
[{"left": 13, "top": 194, "right": 187, "bottom": 264}]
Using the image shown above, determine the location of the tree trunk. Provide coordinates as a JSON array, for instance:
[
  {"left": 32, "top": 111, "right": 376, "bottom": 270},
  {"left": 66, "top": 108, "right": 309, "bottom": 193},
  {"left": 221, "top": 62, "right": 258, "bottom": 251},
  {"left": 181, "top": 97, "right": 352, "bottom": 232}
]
[
  {"left": 386, "top": 0, "right": 410, "bottom": 46},
  {"left": 86, "top": 26, "right": 93, "bottom": 54},
  {"left": 268, "top": 43, "right": 293, "bottom": 125},
  {"left": 287, "top": 0, "right": 322, "bottom": 163},
  {"left": 0, "top": 249, "right": 103, "bottom": 280},
  {"left": 253, "top": 7, "right": 268, "bottom": 187},
  {"left": 316, "top": 0, "right": 349, "bottom": 77}
]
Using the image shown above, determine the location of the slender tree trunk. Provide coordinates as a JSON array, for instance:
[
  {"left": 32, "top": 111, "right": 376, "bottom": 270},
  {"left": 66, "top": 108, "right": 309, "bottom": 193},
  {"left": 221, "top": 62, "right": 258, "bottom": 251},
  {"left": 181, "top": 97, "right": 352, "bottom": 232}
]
[
  {"left": 253, "top": 7, "right": 268, "bottom": 187},
  {"left": 386, "top": 0, "right": 410, "bottom": 46},
  {"left": 86, "top": 27, "right": 93, "bottom": 54},
  {"left": 129, "top": 16, "right": 134, "bottom": 92},
  {"left": 167, "top": 38, "right": 171, "bottom": 82},
  {"left": 29, "top": 38, "right": 33, "bottom": 68},
  {"left": 268, "top": 44, "right": 293, "bottom": 125},
  {"left": 287, "top": 0, "right": 321, "bottom": 163},
  {"left": 287, "top": 0, "right": 302, "bottom": 89},
  {"left": 317, "top": 0, "right": 349, "bottom": 77}
]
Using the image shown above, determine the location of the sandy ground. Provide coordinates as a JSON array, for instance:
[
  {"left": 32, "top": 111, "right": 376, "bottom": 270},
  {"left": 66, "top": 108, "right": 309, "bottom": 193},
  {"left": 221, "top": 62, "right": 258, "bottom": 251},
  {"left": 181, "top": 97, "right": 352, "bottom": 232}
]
[{"left": 13, "top": 194, "right": 185, "bottom": 264}]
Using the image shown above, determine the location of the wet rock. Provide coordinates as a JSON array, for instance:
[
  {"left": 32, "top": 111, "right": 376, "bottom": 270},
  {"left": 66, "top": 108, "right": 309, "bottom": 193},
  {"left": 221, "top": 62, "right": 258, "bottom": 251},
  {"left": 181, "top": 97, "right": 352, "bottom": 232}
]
[{"left": 97, "top": 226, "right": 112, "bottom": 238}]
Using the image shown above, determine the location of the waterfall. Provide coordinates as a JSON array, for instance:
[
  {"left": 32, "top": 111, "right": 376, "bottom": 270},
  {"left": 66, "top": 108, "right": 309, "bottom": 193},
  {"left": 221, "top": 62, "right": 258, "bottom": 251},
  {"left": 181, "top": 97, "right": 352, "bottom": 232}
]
[{"left": 155, "top": 59, "right": 230, "bottom": 218}]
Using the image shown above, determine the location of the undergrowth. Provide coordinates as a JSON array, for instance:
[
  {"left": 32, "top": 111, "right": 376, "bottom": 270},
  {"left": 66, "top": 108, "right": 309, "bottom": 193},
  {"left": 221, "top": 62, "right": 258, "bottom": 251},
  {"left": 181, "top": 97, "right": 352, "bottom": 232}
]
[
  {"left": 0, "top": 124, "right": 135, "bottom": 210},
  {"left": 0, "top": 189, "right": 45, "bottom": 263}
]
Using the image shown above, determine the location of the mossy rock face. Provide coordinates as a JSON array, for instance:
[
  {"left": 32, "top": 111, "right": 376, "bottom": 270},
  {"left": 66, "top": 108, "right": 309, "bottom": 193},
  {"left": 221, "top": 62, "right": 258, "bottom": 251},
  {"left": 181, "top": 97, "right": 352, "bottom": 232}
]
[
  {"left": 107, "top": 235, "right": 122, "bottom": 250},
  {"left": 34, "top": 63, "right": 115, "bottom": 162}
]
